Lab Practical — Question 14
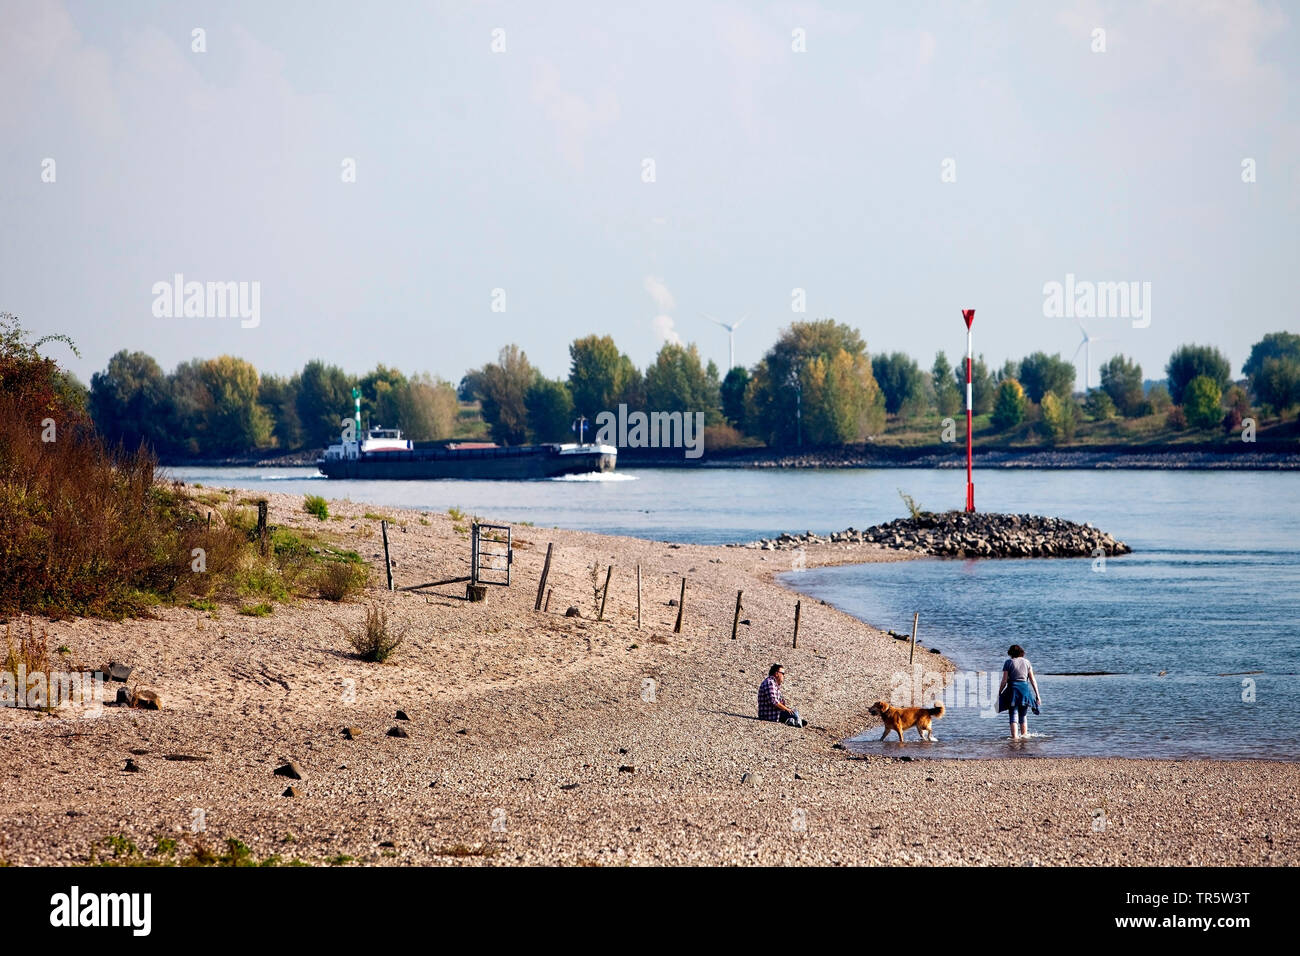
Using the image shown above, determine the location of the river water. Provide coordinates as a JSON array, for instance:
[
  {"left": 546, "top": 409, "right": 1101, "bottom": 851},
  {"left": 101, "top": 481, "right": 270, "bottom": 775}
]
[{"left": 167, "top": 465, "right": 1300, "bottom": 760}]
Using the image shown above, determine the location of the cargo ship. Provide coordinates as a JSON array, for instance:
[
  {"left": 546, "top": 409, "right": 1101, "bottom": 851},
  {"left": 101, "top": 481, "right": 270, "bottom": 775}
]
[{"left": 316, "top": 426, "right": 616, "bottom": 480}]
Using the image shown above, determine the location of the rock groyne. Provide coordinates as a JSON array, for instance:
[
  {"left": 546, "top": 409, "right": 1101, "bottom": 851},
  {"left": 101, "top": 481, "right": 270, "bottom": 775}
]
[{"left": 744, "top": 511, "right": 1132, "bottom": 558}]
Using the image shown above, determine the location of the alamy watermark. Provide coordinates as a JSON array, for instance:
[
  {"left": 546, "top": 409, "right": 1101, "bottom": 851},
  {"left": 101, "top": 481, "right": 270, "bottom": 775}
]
[
  {"left": 2, "top": 666, "right": 105, "bottom": 712},
  {"left": 889, "top": 665, "right": 1000, "bottom": 718},
  {"left": 151, "top": 274, "right": 260, "bottom": 328},
  {"left": 593, "top": 403, "right": 705, "bottom": 459},
  {"left": 1042, "top": 273, "right": 1150, "bottom": 329}
]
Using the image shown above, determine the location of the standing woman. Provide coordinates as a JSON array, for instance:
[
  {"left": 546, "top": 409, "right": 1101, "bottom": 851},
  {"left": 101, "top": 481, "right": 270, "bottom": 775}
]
[{"left": 998, "top": 644, "right": 1042, "bottom": 739}]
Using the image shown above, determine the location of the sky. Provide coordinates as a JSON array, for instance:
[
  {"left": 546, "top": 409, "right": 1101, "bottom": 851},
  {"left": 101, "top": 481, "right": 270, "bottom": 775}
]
[{"left": 2, "top": 0, "right": 1297, "bottom": 392}]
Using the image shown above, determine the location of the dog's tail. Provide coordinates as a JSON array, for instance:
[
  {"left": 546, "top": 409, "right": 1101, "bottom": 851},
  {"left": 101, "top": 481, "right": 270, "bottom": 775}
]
[{"left": 928, "top": 702, "right": 946, "bottom": 718}]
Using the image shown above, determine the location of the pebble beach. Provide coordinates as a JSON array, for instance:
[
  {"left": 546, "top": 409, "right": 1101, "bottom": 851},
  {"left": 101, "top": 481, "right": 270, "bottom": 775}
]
[{"left": 1, "top": 490, "right": 1295, "bottom": 866}]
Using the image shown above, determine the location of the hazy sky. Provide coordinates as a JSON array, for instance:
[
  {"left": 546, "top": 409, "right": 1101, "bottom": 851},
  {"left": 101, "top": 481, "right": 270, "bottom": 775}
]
[{"left": 3, "top": 0, "right": 1297, "bottom": 391}]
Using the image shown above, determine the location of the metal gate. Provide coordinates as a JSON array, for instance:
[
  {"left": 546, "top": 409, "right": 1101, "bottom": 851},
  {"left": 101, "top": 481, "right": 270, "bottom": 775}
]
[{"left": 471, "top": 523, "right": 512, "bottom": 586}]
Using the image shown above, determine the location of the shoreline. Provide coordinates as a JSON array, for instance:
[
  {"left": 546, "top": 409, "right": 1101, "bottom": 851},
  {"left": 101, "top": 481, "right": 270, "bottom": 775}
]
[
  {"left": 2, "top": 490, "right": 1296, "bottom": 865},
  {"left": 162, "top": 441, "right": 1300, "bottom": 472}
]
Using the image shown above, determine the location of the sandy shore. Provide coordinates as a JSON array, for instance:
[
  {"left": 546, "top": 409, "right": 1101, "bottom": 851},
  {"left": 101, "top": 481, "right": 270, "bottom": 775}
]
[{"left": 1, "top": 490, "right": 1295, "bottom": 866}]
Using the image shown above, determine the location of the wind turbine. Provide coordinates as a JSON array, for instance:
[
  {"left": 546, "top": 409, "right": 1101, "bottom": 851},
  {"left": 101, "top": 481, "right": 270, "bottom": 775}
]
[
  {"left": 702, "top": 312, "right": 748, "bottom": 370},
  {"left": 1072, "top": 321, "right": 1109, "bottom": 391}
]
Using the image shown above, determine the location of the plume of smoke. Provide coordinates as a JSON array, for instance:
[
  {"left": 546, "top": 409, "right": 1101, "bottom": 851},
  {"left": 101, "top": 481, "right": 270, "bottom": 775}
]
[{"left": 652, "top": 314, "right": 682, "bottom": 346}]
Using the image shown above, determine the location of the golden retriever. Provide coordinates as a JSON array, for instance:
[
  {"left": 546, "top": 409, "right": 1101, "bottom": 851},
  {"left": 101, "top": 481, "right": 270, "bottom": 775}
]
[{"left": 868, "top": 700, "right": 945, "bottom": 744}]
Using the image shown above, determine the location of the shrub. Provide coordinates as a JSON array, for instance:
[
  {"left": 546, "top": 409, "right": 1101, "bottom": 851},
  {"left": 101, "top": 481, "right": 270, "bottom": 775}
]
[
  {"left": 1085, "top": 389, "right": 1116, "bottom": 420},
  {"left": 303, "top": 495, "right": 329, "bottom": 520},
  {"left": 316, "top": 560, "right": 369, "bottom": 601},
  {"left": 1166, "top": 405, "right": 1188, "bottom": 430},
  {"left": 0, "top": 322, "right": 247, "bottom": 616},
  {"left": 1184, "top": 375, "right": 1223, "bottom": 429},
  {"left": 898, "top": 489, "right": 922, "bottom": 519},
  {"left": 702, "top": 422, "right": 743, "bottom": 450},
  {"left": 238, "top": 602, "right": 273, "bottom": 617},
  {"left": 1141, "top": 384, "right": 1172, "bottom": 416},
  {"left": 991, "top": 378, "right": 1027, "bottom": 431},
  {"left": 1040, "top": 392, "right": 1079, "bottom": 444},
  {"left": 346, "top": 604, "right": 404, "bottom": 663}
]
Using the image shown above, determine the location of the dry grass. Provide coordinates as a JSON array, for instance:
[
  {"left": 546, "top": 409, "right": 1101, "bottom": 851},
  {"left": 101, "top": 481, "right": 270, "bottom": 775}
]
[
  {"left": 345, "top": 604, "right": 405, "bottom": 663},
  {"left": 2, "top": 619, "right": 51, "bottom": 699},
  {"left": 316, "top": 560, "right": 369, "bottom": 602}
]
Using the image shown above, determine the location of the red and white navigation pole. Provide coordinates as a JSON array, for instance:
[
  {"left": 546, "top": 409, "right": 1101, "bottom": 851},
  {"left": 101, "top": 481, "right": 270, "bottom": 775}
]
[{"left": 962, "top": 309, "right": 976, "bottom": 513}]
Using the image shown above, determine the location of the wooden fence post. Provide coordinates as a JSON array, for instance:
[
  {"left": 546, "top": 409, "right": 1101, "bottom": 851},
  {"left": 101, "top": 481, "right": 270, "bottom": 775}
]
[
  {"left": 730, "top": 590, "right": 743, "bottom": 640},
  {"left": 793, "top": 600, "right": 801, "bottom": 649},
  {"left": 909, "top": 612, "right": 919, "bottom": 665},
  {"left": 673, "top": 578, "right": 687, "bottom": 634},
  {"left": 598, "top": 565, "right": 613, "bottom": 621},
  {"left": 381, "top": 520, "right": 394, "bottom": 591},
  {"left": 256, "top": 500, "right": 268, "bottom": 556},
  {"left": 636, "top": 564, "right": 642, "bottom": 630},
  {"left": 534, "top": 543, "right": 554, "bottom": 611},
  {"left": 544, "top": 588, "right": 552, "bottom": 612}
]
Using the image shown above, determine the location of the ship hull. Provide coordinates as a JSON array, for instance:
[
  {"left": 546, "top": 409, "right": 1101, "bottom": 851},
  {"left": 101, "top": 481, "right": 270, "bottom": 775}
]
[{"left": 316, "top": 446, "right": 615, "bottom": 480}]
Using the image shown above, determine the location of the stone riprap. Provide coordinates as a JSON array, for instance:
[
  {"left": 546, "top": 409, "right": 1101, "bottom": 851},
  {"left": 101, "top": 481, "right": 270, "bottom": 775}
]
[{"left": 743, "top": 511, "right": 1132, "bottom": 558}]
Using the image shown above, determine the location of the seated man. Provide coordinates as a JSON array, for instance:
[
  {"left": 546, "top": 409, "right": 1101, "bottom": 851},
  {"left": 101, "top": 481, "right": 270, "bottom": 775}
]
[{"left": 758, "top": 663, "right": 805, "bottom": 727}]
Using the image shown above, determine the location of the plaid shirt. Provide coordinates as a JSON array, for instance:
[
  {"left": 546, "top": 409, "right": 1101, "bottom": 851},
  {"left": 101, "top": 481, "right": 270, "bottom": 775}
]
[{"left": 758, "top": 675, "right": 785, "bottom": 721}]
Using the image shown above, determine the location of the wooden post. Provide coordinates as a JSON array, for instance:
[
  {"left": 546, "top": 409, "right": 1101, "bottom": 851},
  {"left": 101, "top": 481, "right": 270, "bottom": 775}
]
[
  {"left": 534, "top": 543, "right": 554, "bottom": 611},
  {"left": 381, "top": 520, "right": 394, "bottom": 591},
  {"left": 909, "top": 611, "right": 919, "bottom": 665},
  {"left": 544, "top": 588, "right": 552, "bottom": 612},
  {"left": 256, "top": 500, "right": 268, "bottom": 556},
  {"left": 793, "top": 600, "right": 801, "bottom": 648},
  {"left": 673, "top": 578, "right": 686, "bottom": 634},
  {"left": 598, "top": 565, "right": 613, "bottom": 621},
  {"left": 730, "top": 590, "right": 743, "bottom": 640},
  {"left": 206, "top": 511, "right": 211, "bottom": 535},
  {"left": 636, "top": 564, "right": 642, "bottom": 630}
]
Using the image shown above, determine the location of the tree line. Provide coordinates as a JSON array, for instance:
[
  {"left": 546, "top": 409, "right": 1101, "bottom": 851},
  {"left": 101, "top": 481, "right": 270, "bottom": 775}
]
[{"left": 81, "top": 323, "right": 1300, "bottom": 456}]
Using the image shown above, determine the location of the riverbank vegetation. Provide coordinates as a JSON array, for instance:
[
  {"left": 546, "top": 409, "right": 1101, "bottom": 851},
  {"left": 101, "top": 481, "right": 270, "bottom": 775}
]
[
  {"left": 0, "top": 316, "right": 368, "bottom": 617},
  {"left": 18, "top": 307, "right": 1300, "bottom": 460}
]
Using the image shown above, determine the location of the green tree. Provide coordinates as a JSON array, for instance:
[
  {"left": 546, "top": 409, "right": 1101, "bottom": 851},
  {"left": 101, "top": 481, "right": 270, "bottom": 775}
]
[
  {"left": 1242, "top": 332, "right": 1300, "bottom": 383},
  {"left": 525, "top": 375, "right": 574, "bottom": 442},
  {"left": 359, "top": 364, "right": 409, "bottom": 429},
  {"left": 644, "top": 343, "right": 722, "bottom": 423},
  {"left": 932, "top": 352, "right": 962, "bottom": 417},
  {"left": 88, "top": 350, "right": 170, "bottom": 452},
  {"left": 199, "top": 356, "right": 271, "bottom": 454},
  {"left": 1018, "top": 352, "right": 1076, "bottom": 404},
  {"left": 165, "top": 359, "right": 214, "bottom": 456},
  {"left": 569, "top": 335, "right": 635, "bottom": 418},
  {"left": 475, "top": 345, "right": 533, "bottom": 445},
  {"left": 259, "top": 373, "right": 303, "bottom": 450},
  {"left": 991, "top": 378, "right": 1027, "bottom": 431},
  {"left": 296, "top": 360, "right": 352, "bottom": 448},
  {"left": 1166, "top": 344, "right": 1231, "bottom": 405},
  {"left": 1183, "top": 375, "right": 1223, "bottom": 428},
  {"left": 397, "top": 374, "right": 459, "bottom": 441},
  {"left": 1040, "top": 391, "right": 1079, "bottom": 444},
  {"left": 871, "top": 352, "right": 926, "bottom": 418},
  {"left": 1253, "top": 357, "right": 1300, "bottom": 414},
  {"left": 1099, "top": 354, "right": 1144, "bottom": 417},
  {"left": 720, "top": 366, "right": 750, "bottom": 429},
  {"left": 1084, "top": 389, "right": 1116, "bottom": 420},
  {"left": 1141, "top": 383, "right": 1172, "bottom": 416},
  {"left": 744, "top": 319, "right": 884, "bottom": 445}
]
